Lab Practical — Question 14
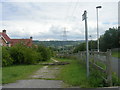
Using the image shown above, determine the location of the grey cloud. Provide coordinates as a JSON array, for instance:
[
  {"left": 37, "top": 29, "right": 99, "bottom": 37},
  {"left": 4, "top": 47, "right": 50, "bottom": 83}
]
[
  {"left": 49, "top": 25, "right": 63, "bottom": 34},
  {"left": 1, "top": 2, "right": 118, "bottom": 41}
]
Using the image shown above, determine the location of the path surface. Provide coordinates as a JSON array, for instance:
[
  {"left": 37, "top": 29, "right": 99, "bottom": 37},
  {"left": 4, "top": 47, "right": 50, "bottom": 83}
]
[
  {"left": 51, "top": 58, "right": 59, "bottom": 62},
  {"left": 31, "top": 66, "right": 60, "bottom": 79},
  {"left": 3, "top": 59, "right": 67, "bottom": 88},
  {"left": 3, "top": 79, "right": 64, "bottom": 88}
]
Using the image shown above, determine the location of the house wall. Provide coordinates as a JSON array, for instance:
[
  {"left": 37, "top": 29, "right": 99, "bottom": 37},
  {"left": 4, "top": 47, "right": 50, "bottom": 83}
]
[
  {"left": 0, "top": 36, "right": 2, "bottom": 46},
  {"left": 0, "top": 37, "right": 7, "bottom": 46}
]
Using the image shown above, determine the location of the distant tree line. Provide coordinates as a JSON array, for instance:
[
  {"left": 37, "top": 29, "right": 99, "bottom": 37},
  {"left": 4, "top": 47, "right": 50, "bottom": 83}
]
[
  {"left": 73, "top": 27, "right": 120, "bottom": 52},
  {"left": 2, "top": 44, "right": 53, "bottom": 67},
  {"left": 33, "top": 41, "right": 82, "bottom": 48}
]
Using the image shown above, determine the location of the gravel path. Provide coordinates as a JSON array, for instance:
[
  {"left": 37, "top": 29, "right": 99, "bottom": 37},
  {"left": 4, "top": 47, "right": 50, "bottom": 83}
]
[
  {"left": 51, "top": 58, "right": 59, "bottom": 62},
  {"left": 31, "top": 66, "right": 60, "bottom": 79},
  {"left": 3, "top": 64, "right": 67, "bottom": 88}
]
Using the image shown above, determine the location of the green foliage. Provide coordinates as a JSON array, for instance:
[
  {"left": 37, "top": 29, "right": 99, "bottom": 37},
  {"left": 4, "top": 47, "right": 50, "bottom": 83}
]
[
  {"left": 33, "top": 41, "right": 82, "bottom": 48},
  {"left": 57, "top": 58, "right": 107, "bottom": 88},
  {"left": 89, "top": 40, "right": 97, "bottom": 50},
  {"left": 57, "top": 58, "right": 90, "bottom": 88},
  {"left": 9, "top": 44, "right": 40, "bottom": 65},
  {"left": 2, "top": 43, "right": 52, "bottom": 66},
  {"left": 99, "top": 27, "right": 120, "bottom": 51},
  {"left": 88, "top": 67, "right": 105, "bottom": 87},
  {"left": 2, "top": 47, "right": 13, "bottom": 66},
  {"left": 56, "top": 58, "right": 120, "bottom": 88},
  {"left": 73, "top": 43, "right": 86, "bottom": 53},
  {"left": 73, "top": 27, "right": 119, "bottom": 52},
  {"left": 73, "top": 41, "right": 97, "bottom": 53},
  {"left": 112, "top": 51, "right": 120, "bottom": 58},
  {"left": 37, "top": 45, "right": 51, "bottom": 61},
  {"left": 112, "top": 72, "right": 120, "bottom": 86}
]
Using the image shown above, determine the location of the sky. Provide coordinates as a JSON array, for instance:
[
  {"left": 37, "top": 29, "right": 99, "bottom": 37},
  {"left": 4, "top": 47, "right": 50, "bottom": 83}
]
[{"left": 0, "top": 0, "right": 119, "bottom": 41}]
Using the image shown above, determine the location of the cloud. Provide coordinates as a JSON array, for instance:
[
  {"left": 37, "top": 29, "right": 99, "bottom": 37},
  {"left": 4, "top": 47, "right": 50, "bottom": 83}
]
[
  {"left": 1, "top": 0, "right": 119, "bottom": 2},
  {"left": 0, "top": 1, "right": 118, "bottom": 41}
]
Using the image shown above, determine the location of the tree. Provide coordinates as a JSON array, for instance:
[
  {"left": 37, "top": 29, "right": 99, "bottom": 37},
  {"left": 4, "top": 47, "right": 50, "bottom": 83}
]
[
  {"left": 73, "top": 42, "right": 86, "bottom": 53},
  {"left": 99, "top": 27, "right": 120, "bottom": 51},
  {"left": 37, "top": 45, "right": 51, "bottom": 61},
  {"left": 89, "top": 40, "right": 97, "bottom": 51}
]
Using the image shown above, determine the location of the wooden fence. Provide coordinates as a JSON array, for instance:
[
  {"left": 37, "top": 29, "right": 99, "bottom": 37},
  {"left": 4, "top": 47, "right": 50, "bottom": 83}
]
[
  {"left": 87, "top": 50, "right": 112, "bottom": 86},
  {"left": 56, "top": 50, "right": 112, "bottom": 86}
]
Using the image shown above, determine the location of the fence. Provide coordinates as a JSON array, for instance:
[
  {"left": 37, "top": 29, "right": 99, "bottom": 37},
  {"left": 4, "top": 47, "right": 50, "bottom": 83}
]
[
  {"left": 87, "top": 50, "right": 112, "bottom": 86},
  {"left": 56, "top": 50, "right": 113, "bottom": 86}
]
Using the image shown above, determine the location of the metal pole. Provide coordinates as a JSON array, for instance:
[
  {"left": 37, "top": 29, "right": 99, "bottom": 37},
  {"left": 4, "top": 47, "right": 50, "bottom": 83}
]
[
  {"left": 96, "top": 6, "right": 102, "bottom": 52},
  {"left": 96, "top": 8, "right": 99, "bottom": 52},
  {"left": 83, "top": 10, "right": 89, "bottom": 77}
]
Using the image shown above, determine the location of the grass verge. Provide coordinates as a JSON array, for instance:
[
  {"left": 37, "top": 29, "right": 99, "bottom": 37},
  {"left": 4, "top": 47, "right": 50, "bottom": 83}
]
[
  {"left": 112, "top": 51, "right": 120, "bottom": 58},
  {"left": 2, "top": 65, "right": 42, "bottom": 84},
  {"left": 56, "top": 58, "right": 90, "bottom": 88},
  {"left": 0, "top": 68, "right": 2, "bottom": 85},
  {"left": 56, "top": 58, "right": 120, "bottom": 88},
  {"left": 39, "top": 58, "right": 55, "bottom": 63}
]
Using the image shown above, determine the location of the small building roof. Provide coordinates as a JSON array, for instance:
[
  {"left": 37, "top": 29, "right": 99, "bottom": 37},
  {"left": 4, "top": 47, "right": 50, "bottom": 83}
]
[{"left": 0, "top": 31, "right": 32, "bottom": 47}]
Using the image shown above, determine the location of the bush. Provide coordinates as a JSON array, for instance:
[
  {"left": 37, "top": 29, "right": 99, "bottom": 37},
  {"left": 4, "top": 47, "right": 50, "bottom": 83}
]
[
  {"left": 22, "top": 48, "right": 42, "bottom": 64},
  {"left": 2, "top": 43, "right": 52, "bottom": 66},
  {"left": 112, "top": 72, "right": 120, "bottom": 86},
  {"left": 2, "top": 47, "right": 13, "bottom": 66},
  {"left": 9, "top": 44, "right": 41, "bottom": 65},
  {"left": 73, "top": 43, "right": 86, "bottom": 53},
  {"left": 37, "top": 45, "right": 51, "bottom": 61},
  {"left": 88, "top": 69, "right": 105, "bottom": 87}
]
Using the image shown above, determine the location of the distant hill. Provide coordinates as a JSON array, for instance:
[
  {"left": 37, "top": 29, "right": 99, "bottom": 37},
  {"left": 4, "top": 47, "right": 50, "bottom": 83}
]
[{"left": 33, "top": 40, "right": 85, "bottom": 48}]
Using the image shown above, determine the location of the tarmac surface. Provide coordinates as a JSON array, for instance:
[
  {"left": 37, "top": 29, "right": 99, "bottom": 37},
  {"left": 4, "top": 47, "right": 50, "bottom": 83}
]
[{"left": 2, "top": 79, "right": 64, "bottom": 88}]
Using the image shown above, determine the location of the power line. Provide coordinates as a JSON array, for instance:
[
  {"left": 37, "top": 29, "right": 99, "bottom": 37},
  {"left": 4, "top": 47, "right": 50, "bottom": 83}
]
[
  {"left": 63, "top": 0, "right": 80, "bottom": 41},
  {"left": 65, "top": 0, "right": 79, "bottom": 23},
  {"left": 65, "top": 0, "right": 73, "bottom": 22},
  {"left": 71, "top": 0, "right": 79, "bottom": 18}
]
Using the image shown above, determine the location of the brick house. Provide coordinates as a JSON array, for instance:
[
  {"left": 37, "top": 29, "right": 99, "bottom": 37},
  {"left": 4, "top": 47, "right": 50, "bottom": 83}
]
[{"left": 0, "top": 30, "right": 32, "bottom": 47}]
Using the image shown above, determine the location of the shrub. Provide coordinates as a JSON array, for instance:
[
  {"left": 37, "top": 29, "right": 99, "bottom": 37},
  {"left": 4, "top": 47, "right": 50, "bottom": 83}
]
[
  {"left": 112, "top": 72, "right": 120, "bottom": 86},
  {"left": 88, "top": 69, "right": 105, "bottom": 87},
  {"left": 2, "top": 47, "right": 13, "bottom": 66},
  {"left": 2, "top": 43, "right": 52, "bottom": 66},
  {"left": 22, "top": 47, "right": 41, "bottom": 64},
  {"left": 37, "top": 45, "right": 51, "bottom": 61},
  {"left": 9, "top": 44, "right": 41, "bottom": 65}
]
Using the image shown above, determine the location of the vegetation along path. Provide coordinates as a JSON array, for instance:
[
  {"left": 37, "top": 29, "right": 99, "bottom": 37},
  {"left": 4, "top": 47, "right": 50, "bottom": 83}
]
[{"left": 3, "top": 59, "right": 68, "bottom": 88}]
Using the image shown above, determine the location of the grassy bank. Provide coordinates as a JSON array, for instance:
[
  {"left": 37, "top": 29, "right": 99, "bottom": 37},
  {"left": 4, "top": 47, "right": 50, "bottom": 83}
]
[
  {"left": 0, "top": 68, "right": 2, "bottom": 84},
  {"left": 56, "top": 58, "right": 120, "bottom": 88},
  {"left": 2, "top": 65, "right": 42, "bottom": 84},
  {"left": 112, "top": 51, "right": 120, "bottom": 58},
  {"left": 56, "top": 58, "right": 90, "bottom": 88}
]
